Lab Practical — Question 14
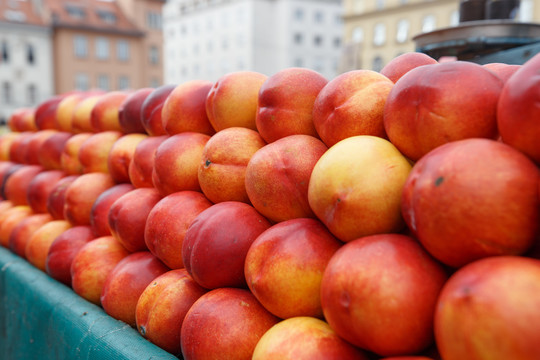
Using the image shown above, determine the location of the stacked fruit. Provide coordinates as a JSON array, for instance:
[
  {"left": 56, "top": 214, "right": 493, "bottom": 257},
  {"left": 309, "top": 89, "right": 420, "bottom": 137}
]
[{"left": 0, "top": 51, "right": 539, "bottom": 360}]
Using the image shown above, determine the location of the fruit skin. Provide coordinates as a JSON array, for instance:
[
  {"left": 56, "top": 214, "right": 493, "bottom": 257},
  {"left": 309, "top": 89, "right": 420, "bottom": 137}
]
[
  {"left": 78, "top": 131, "right": 123, "bottom": 174},
  {"left": 9, "top": 213, "right": 52, "bottom": 258},
  {"left": 401, "top": 138, "right": 540, "bottom": 268},
  {"left": 198, "top": 127, "right": 266, "bottom": 204},
  {"left": 100, "top": 251, "right": 169, "bottom": 327},
  {"left": 180, "top": 287, "right": 280, "bottom": 360},
  {"left": 25, "top": 130, "right": 56, "bottom": 165},
  {"left": 72, "top": 94, "right": 102, "bottom": 134},
  {"left": 107, "top": 133, "right": 147, "bottom": 183},
  {"left": 108, "top": 187, "right": 161, "bottom": 252},
  {"left": 26, "top": 170, "right": 66, "bottom": 214},
  {"left": 145, "top": 191, "right": 212, "bottom": 269},
  {"left": 245, "top": 134, "right": 327, "bottom": 223},
  {"left": 128, "top": 135, "right": 167, "bottom": 188},
  {"left": 0, "top": 205, "right": 33, "bottom": 248},
  {"left": 308, "top": 135, "right": 412, "bottom": 242},
  {"left": 135, "top": 269, "right": 207, "bottom": 356},
  {"left": 45, "top": 225, "right": 96, "bottom": 286},
  {"left": 63, "top": 172, "right": 116, "bottom": 226},
  {"left": 37, "top": 131, "right": 72, "bottom": 170},
  {"left": 90, "top": 183, "right": 135, "bottom": 237},
  {"left": 90, "top": 91, "right": 130, "bottom": 132},
  {"left": 161, "top": 80, "right": 215, "bottom": 136},
  {"left": 4, "top": 164, "right": 44, "bottom": 206},
  {"left": 252, "top": 316, "right": 369, "bottom": 360},
  {"left": 383, "top": 61, "right": 503, "bottom": 161},
  {"left": 380, "top": 52, "right": 438, "bottom": 83},
  {"left": 118, "top": 87, "right": 153, "bottom": 134},
  {"left": 140, "top": 84, "right": 175, "bottom": 136},
  {"left": 482, "top": 62, "right": 521, "bottom": 83},
  {"left": 152, "top": 132, "right": 210, "bottom": 196},
  {"left": 206, "top": 71, "right": 268, "bottom": 131},
  {"left": 497, "top": 52, "right": 540, "bottom": 164},
  {"left": 55, "top": 92, "right": 86, "bottom": 132},
  {"left": 34, "top": 95, "right": 65, "bottom": 130},
  {"left": 25, "top": 220, "right": 72, "bottom": 272},
  {"left": 320, "top": 234, "right": 448, "bottom": 357},
  {"left": 312, "top": 69, "right": 394, "bottom": 148},
  {"left": 46, "top": 175, "right": 78, "bottom": 220},
  {"left": 245, "top": 218, "right": 342, "bottom": 319},
  {"left": 435, "top": 256, "right": 540, "bottom": 360},
  {"left": 256, "top": 68, "right": 327, "bottom": 143},
  {"left": 183, "top": 201, "right": 271, "bottom": 289},
  {"left": 9, "top": 107, "right": 37, "bottom": 132},
  {"left": 70, "top": 235, "right": 130, "bottom": 305},
  {"left": 60, "top": 133, "right": 92, "bottom": 175},
  {"left": 8, "top": 131, "right": 34, "bottom": 164}
]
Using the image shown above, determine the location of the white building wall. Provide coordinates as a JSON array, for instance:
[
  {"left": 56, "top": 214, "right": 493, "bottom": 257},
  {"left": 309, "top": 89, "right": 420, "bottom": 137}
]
[
  {"left": 163, "top": 0, "right": 343, "bottom": 84},
  {"left": 0, "top": 21, "right": 54, "bottom": 124}
]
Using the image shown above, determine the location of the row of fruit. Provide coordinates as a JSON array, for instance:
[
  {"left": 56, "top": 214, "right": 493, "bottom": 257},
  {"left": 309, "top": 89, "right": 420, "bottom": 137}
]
[{"left": 0, "top": 51, "right": 539, "bottom": 360}]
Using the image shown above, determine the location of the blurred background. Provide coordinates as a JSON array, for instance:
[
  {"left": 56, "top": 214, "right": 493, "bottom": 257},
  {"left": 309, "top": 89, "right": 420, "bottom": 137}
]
[{"left": 0, "top": 0, "right": 538, "bottom": 125}]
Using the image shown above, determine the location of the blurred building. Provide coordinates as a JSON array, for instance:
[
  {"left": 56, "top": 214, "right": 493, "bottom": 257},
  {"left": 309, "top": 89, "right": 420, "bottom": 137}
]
[
  {"left": 163, "top": 0, "right": 344, "bottom": 83},
  {"left": 339, "top": 0, "right": 539, "bottom": 72},
  {"left": 0, "top": 0, "right": 54, "bottom": 125}
]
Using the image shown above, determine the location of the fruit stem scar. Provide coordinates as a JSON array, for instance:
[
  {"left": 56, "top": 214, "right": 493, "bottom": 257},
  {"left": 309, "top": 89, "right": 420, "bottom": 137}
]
[
  {"left": 205, "top": 159, "right": 211, "bottom": 167},
  {"left": 434, "top": 176, "right": 444, "bottom": 186}
]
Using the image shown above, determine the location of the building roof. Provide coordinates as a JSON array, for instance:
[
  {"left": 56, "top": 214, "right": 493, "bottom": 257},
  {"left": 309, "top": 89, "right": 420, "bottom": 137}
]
[
  {"left": 0, "top": 0, "right": 47, "bottom": 26},
  {"left": 47, "top": 0, "right": 144, "bottom": 36}
]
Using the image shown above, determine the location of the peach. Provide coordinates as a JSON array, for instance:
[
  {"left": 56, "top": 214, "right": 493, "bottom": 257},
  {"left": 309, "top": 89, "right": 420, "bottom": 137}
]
[
  {"left": 483, "top": 62, "right": 521, "bottom": 83},
  {"left": 71, "top": 94, "right": 102, "bottom": 133},
  {"left": 9, "top": 108, "right": 37, "bottom": 132},
  {"left": 256, "top": 68, "right": 327, "bottom": 143},
  {"left": 8, "top": 212, "right": 52, "bottom": 258},
  {"left": 152, "top": 132, "right": 210, "bottom": 196},
  {"left": 435, "top": 256, "right": 540, "bottom": 360},
  {"left": 4, "top": 164, "right": 43, "bottom": 206},
  {"left": 90, "top": 183, "right": 134, "bottom": 237},
  {"left": 8, "top": 131, "right": 34, "bottom": 164},
  {"left": 71, "top": 235, "right": 130, "bottom": 305},
  {"left": 145, "top": 191, "right": 212, "bottom": 269},
  {"left": 312, "top": 69, "right": 394, "bottom": 148},
  {"left": 24, "top": 130, "right": 57, "bottom": 165},
  {"left": 25, "top": 219, "right": 71, "bottom": 271},
  {"left": 118, "top": 87, "right": 153, "bottom": 134},
  {"left": 63, "top": 172, "right": 115, "bottom": 226},
  {"left": 321, "top": 234, "right": 448, "bottom": 356},
  {"left": 46, "top": 175, "right": 78, "bottom": 220},
  {"left": 78, "top": 131, "right": 122, "bottom": 174},
  {"left": 45, "top": 225, "right": 96, "bottom": 286},
  {"left": 0, "top": 133, "right": 22, "bottom": 161},
  {"left": 140, "top": 84, "right": 175, "bottom": 136},
  {"left": 26, "top": 170, "right": 66, "bottom": 213},
  {"left": 205, "top": 71, "right": 268, "bottom": 131},
  {"left": 100, "top": 251, "right": 169, "bottom": 327},
  {"left": 90, "top": 91, "right": 130, "bottom": 132},
  {"left": 245, "top": 218, "right": 342, "bottom": 319},
  {"left": 497, "top": 53, "right": 540, "bottom": 164},
  {"left": 308, "top": 135, "right": 411, "bottom": 242},
  {"left": 183, "top": 201, "right": 271, "bottom": 289},
  {"left": 198, "top": 127, "right": 266, "bottom": 204},
  {"left": 55, "top": 92, "right": 86, "bottom": 132},
  {"left": 161, "top": 80, "right": 215, "bottom": 136},
  {"left": 108, "top": 187, "right": 161, "bottom": 252},
  {"left": 181, "top": 288, "right": 279, "bottom": 360},
  {"left": 34, "top": 95, "right": 65, "bottom": 130},
  {"left": 37, "top": 131, "right": 72, "bottom": 170},
  {"left": 245, "top": 134, "right": 327, "bottom": 223},
  {"left": 0, "top": 205, "right": 33, "bottom": 247},
  {"left": 380, "top": 52, "right": 438, "bottom": 83},
  {"left": 401, "top": 138, "right": 540, "bottom": 268},
  {"left": 252, "top": 317, "right": 369, "bottom": 360},
  {"left": 135, "top": 269, "right": 207, "bottom": 356},
  {"left": 383, "top": 61, "right": 502, "bottom": 161},
  {"left": 60, "top": 132, "right": 92, "bottom": 175},
  {"left": 128, "top": 135, "right": 167, "bottom": 188},
  {"left": 107, "top": 133, "right": 147, "bottom": 183}
]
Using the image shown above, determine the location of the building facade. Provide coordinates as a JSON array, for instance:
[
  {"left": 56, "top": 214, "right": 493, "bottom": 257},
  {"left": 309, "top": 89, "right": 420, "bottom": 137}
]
[
  {"left": 340, "top": 0, "right": 539, "bottom": 72},
  {"left": 0, "top": 0, "right": 54, "bottom": 125},
  {"left": 163, "top": 0, "right": 344, "bottom": 83}
]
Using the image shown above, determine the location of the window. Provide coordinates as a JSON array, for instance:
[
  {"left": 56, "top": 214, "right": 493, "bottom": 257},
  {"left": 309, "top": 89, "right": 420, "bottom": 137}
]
[
  {"left": 96, "top": 37, "right": 109, "bottom": 60},
  {"left": 27, "top": 43, "right": 35, "bottom": 65},
  {"left": 2, "top": 82, "right": 11, "bottom": 104},
  {"left": 97, "top": 9, "right": 117, "bottom": 24},
  {"left": 97, "top": 74, "right": 110, "bottom": 91},
  {"left": 149, "top": 78, "right": 160, "bottom": 88},
  {"left": 372, "top": 56, "right": 384, "bottom": 72},
  {"left": 1, "top": 41, "right": 9, "bottom": 63},
  {"left": 149, "top": 46, "right": 159, "bottom": 65},
  {"left": 27, "top": 84, "right": 37, "bottom": 104},
  {"left": 334, "top": 37, "right": 341, "bottom": 48},
  {"left": 74, "top": 35, "right": 88, "bottom": 58},
  {"left": 118, "top": 76, "right": 130, "bottom": 90},
  {"left": 314, "top": 11, "right": 324, "bottom": 23},
  {"left": 294, "top": 33, "right": 303, "bottom": 44},
  {"left": 396, "top": 19, "right": 409, "bottom": 43},
  {"left": 313, "top": 58, "right": 324, "bottom": 72},
  {"left": 294, "top": 8, "right": 304, "bottom": 20},
  {"left": 373, "top": 23, "right": 386, "bottom": 46},
  {"left": 75, "top": 73, "right": 89, "bottom": 91},
  {"left": 66, "top": 5, "right": 86, "bottom": 19},
  {"left": 422, "top": 15, "right": 436, "bottom": 33},
  {"left": 147, "top": 12, "right": 162, "bottom": 30},
  {"left": 352, "top": 27, "right": 364, "bottom": 43},
  {"left": 117, "top": 40, "right": 129, "bottom": 61},
  {"left": 314, "top": 35, "right": 323, "bottom": 46},
  {"left": 376, "top": 0, "right": 384, "bottom": 10}
]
